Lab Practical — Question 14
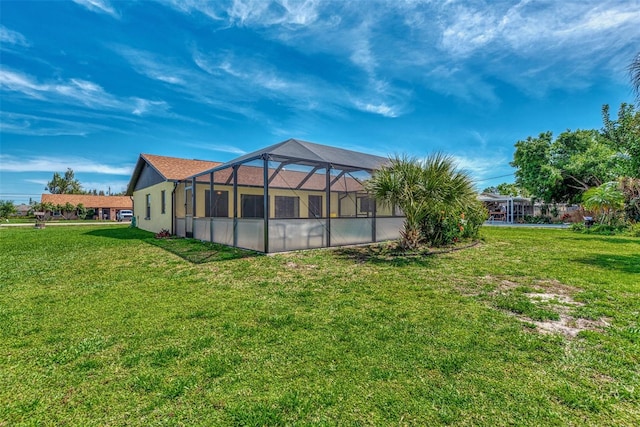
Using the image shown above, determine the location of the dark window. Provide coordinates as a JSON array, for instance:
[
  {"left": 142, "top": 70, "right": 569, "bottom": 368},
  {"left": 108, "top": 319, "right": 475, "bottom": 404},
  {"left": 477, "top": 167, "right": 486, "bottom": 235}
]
[
  {"left": 205, "top": 190, "right": 229, "bottom": 217},
  {"left": 241, "top": 194, "right": 264, "bottom": 218},
  {"left": 275, "top": 196, "right": 299, "bottom": 218},
  {"left": 145, "top": 194, "right": 151, "bottom": 219},
  {"left": 359, "top": 196, "right": 375, "bottom": 214},
  {"left": 308, "top": 195, "right": 322, "bottom": 218},
  {"left": 185, "top": 188, "right": 193, "bottom": 215},
  {"left": 161, "top": 190, "right": 166, "bottom": 214}
]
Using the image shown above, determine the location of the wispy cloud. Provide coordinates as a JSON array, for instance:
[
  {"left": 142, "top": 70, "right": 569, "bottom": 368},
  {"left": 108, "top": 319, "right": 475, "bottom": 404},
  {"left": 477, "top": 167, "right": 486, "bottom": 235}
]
[
  {"left": 189, "top": 1, "right": 639, "bottom": 104},
  {"left": 72, "top": 0, "right": 120, "bottom": 18},
  {"left": 80, "top": 180, "right": 130, "bottom": 193},
  {"left": 0, "top": 112, "right": 113, "bottom": 136},
  {"left": 161, "top": 0, "right": 321, "bottom": 27},
  {"left": 353, "top": 101, "right": 399, "bottom": 118},
  {"left": 0, "top": 25, "right": 29, "bottom": 47},
  {"left": 25, "top": 179, "right": 50, "bottom": 186},
  {"left": 227, "top": 0, "right": 321, "bottom": 26},
  {"left": 0, "top": 68, "right": 168, "bottom": 116},
  {"left": 450, "top": 153, "right": 513, "bottom": 186},
  {"left": 0, "top": 154, "right": 133, "bottom": 175},
  {"left": 115, "top": 46, "right": 188, "bottom": 85},
  {"left": 181, "top": 141, "right": 247, "bottom": 155}
]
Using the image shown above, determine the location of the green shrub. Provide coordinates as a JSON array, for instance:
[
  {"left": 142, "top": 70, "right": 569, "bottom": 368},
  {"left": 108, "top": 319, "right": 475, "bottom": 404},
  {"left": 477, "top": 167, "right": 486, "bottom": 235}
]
[
  {"left": 584, "top": 223, "right": 628, "bottom": 235},
  {"left": 570, "top": 223, "right": 585, "bottom": 232},
  {"left": 523, "top": 215, "right": 551, "bottom": 224},
  {"left": 421, "top": 200, "right": 487, "bottom": 247},
  {"left": 627, "top": 222, "right": 640, "bottom": 237}
]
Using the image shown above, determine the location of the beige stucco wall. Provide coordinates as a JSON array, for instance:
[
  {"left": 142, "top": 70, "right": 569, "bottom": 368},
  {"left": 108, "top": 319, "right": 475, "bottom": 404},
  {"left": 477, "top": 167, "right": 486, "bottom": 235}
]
[{"left": 132, "top": 181, "right": 175, "bottom": 233}]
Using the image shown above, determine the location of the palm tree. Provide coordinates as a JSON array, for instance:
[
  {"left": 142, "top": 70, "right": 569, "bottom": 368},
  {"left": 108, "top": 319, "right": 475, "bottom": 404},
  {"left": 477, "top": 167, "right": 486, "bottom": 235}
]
[
  {"left": 419, "top": 153, "right": 478, "bottom": 246},
  {"left": 366, "top": 155, "right": 427, "bottom": 249},
  {"left": 582, "top": 182, "right": 624, "bottom": 225},
  {"left": 631, "top": 52, "right": 640, "bottom": 105},
  {"left": 366, "top": 153, "right": 478, "bottom": 249}
]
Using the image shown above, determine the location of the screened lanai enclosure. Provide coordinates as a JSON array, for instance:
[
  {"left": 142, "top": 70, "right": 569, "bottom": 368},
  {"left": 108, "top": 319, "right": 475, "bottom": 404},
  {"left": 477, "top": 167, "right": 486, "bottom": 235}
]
[{"left": 174, "top": 139, "right": 404, "bottom": 253}]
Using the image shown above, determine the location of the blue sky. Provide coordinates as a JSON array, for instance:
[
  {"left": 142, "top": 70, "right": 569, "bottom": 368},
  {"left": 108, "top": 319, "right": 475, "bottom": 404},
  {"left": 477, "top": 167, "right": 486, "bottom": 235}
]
[{"left": 1, "top": 0, "right": 639, "bottom": 204}]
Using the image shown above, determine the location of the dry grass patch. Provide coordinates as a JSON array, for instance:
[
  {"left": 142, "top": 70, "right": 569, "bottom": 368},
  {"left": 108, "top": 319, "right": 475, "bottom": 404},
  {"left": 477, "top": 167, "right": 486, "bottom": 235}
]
[{"left": 474, "top": 276, "right": 610, "bottom": 338}]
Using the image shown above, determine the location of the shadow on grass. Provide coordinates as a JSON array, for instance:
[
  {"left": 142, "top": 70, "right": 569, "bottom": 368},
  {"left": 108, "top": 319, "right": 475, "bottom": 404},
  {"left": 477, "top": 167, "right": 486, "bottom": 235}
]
[
  {"left": 333, "top": 241, "right": 481, "bottom": 266},
  {"left": 145, "top": 237, "right": 260, "bottom": 264},
  {"left": 84, "top": 227, "right": 153, "bottom": 240},
  {"left": 84, "top": 227, "right": 259, "bottom": 263},
  {"left": 557, "top": 235, "right": 640, "bottom": 245},
  {"left": 573, "top": 254, "right": 640, "bottom": 274}
]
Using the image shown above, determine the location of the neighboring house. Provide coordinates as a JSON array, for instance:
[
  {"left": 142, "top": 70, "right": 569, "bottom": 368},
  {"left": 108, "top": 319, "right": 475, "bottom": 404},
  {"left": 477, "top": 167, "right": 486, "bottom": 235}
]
[
  {"left": 126, "top": 154, "right": 220, "bottom": 233},
  {"left": 40, "top": 194, "right": 132, "bottom": 220},
  {"left": 15, "top": 204, "right": 31, "bottom": 216}
]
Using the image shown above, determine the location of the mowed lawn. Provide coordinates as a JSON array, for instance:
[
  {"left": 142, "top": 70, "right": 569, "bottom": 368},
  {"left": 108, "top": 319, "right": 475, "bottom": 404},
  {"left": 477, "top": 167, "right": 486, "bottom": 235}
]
[{"left": 0, "top": 225, "right": 638, "bottom": 426}]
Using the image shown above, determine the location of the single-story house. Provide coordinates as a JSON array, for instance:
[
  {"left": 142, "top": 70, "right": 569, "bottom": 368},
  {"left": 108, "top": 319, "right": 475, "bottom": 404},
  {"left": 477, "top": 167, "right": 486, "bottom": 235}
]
[
  {"left": 40, "top": 194, "right": 133, "bottom": 220},
  {"left": 172, "top": 138, "right": 403, "bottom": 253},
  {"left": 16, "top": 204, "right": 31, "bottom": 216},
  {"left": 125, "top": 154, "right": 220, "bottom": 233}
]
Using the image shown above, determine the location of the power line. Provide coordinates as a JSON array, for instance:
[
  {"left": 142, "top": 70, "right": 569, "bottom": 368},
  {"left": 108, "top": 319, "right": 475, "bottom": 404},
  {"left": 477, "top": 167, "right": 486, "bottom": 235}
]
[{"left": 475, "top": 173, "right": 515, "bottom": 183}]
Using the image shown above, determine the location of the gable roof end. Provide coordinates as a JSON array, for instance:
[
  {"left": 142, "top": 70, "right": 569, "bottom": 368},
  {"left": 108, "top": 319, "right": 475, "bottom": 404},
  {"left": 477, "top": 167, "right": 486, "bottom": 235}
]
[{"left": 126, "top": 154, "right": 220, "bottom": 195}]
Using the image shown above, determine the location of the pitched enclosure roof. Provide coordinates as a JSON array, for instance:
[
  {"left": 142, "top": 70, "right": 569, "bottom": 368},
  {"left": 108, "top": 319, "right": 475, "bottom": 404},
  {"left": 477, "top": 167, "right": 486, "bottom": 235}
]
[
  {"left": 195, "top": 139, "right": 390, "bottom": 176},
  {"left": 193, "top": 164, "right": 364, "bottom": 192},
  {"left": 41, "top": 194, "right": 132, "bottom": 209}
]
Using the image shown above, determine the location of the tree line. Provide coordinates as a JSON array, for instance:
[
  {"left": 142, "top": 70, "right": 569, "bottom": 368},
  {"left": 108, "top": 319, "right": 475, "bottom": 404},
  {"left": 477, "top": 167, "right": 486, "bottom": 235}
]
[
  {"left": 508, "top": 104, "right": 639, "bottom": 225},
  {"left": 0, "top": 168, "right": 125, "bottom": 221},
  {"left": 46, "top": 168, "right": 125, "bottom": 196}
]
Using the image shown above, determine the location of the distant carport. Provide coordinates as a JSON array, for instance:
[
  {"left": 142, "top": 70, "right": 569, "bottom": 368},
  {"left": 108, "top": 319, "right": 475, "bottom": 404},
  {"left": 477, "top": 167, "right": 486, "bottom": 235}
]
[{"left": 478, "top": 193, "right": 533, "bottom": 224}]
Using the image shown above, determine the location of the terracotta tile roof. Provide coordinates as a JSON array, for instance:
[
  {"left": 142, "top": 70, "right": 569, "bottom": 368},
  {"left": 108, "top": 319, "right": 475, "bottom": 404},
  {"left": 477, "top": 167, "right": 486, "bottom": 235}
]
[
  {"left": 41, "top": 194, "right": 132, "bottom": 209},
  {"left": 142, "top": 154, "right": 220, "bottom": 181}
]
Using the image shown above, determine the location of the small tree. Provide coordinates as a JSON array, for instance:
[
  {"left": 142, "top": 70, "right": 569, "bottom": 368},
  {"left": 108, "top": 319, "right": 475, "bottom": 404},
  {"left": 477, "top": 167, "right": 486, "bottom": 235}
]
[
  {"left": 60, "top": 202, "right": 77, "bottom": 220},
  {"left": 366, "top": 155, "right": 427, "bottom": 249},
  {"left": 0, "top": 200, "right": 17, "bottom": 220},
  {"left": 46, "top": 168, "right": 83, "bottom": 194},
  {"left": 367, "top": 153, "right": 483, "bottom": 249},
  {"left": 619, "top": 177, "right": 640, "bottom": 222},
  {"left": 31, "top": 201, "right": 55, "bottom": 227},
  {"left": 76, "top": 203, "right": 87, "bottom": 220},
  {"left": 582, "top": 182, "right": 624, "bottom": 225}
]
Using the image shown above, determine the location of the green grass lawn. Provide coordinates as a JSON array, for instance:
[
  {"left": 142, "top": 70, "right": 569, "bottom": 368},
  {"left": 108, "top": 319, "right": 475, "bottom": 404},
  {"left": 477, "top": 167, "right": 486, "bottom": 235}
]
[{"left": 1, "top": 225, "right": 638, "bottom": 426}]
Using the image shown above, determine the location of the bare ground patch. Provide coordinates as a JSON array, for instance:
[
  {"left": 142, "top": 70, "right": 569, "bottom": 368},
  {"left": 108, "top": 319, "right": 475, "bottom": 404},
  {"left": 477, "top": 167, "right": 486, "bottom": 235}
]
[{"left": 474, "top": 277, "right": 610, "bottom": 338}]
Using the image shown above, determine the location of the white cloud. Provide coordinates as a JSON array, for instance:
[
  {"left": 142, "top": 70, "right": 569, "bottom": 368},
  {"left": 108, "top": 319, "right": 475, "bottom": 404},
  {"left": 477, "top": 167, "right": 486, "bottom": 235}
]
[
  {"left": 0, "top": 68, "right": 168, "bottom": 117},
  {"left": 80, "top": 180, "right": 130, "bottom": 194},
  {"left": 180, "top": 140, "right": 248, "bottom": 155},
  {"left": 132, "top": 98, "right": 170, "bottom": 116},
  {"left": 450, "top": 153, "right": 513, "bottom": 186},
  {"left": 25, "top": 179, "right": 49, "bottom": 186},
  {"left": 0, "top": 25, "right": 29, "bottom": 47},
  {"left": 0, "top": 112, "right": 104, "bottom": 136},
  {"left": 353, "top": 101, "right": 398, "bottom": 118},
  {"left": 157, "top": 0, "right": 226, "bottom": 21},
  {"left": 113, "top": 46, "right": 192, "bottom": 87},
  {"left": 0, "top": 154, "right": 133, "bottom": 175},
  {"left": 189, "top": 143, "right": 248, "bottom": 155},
  {"left": 72, "top": 0, "right": 120, "bottom": 18}
]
